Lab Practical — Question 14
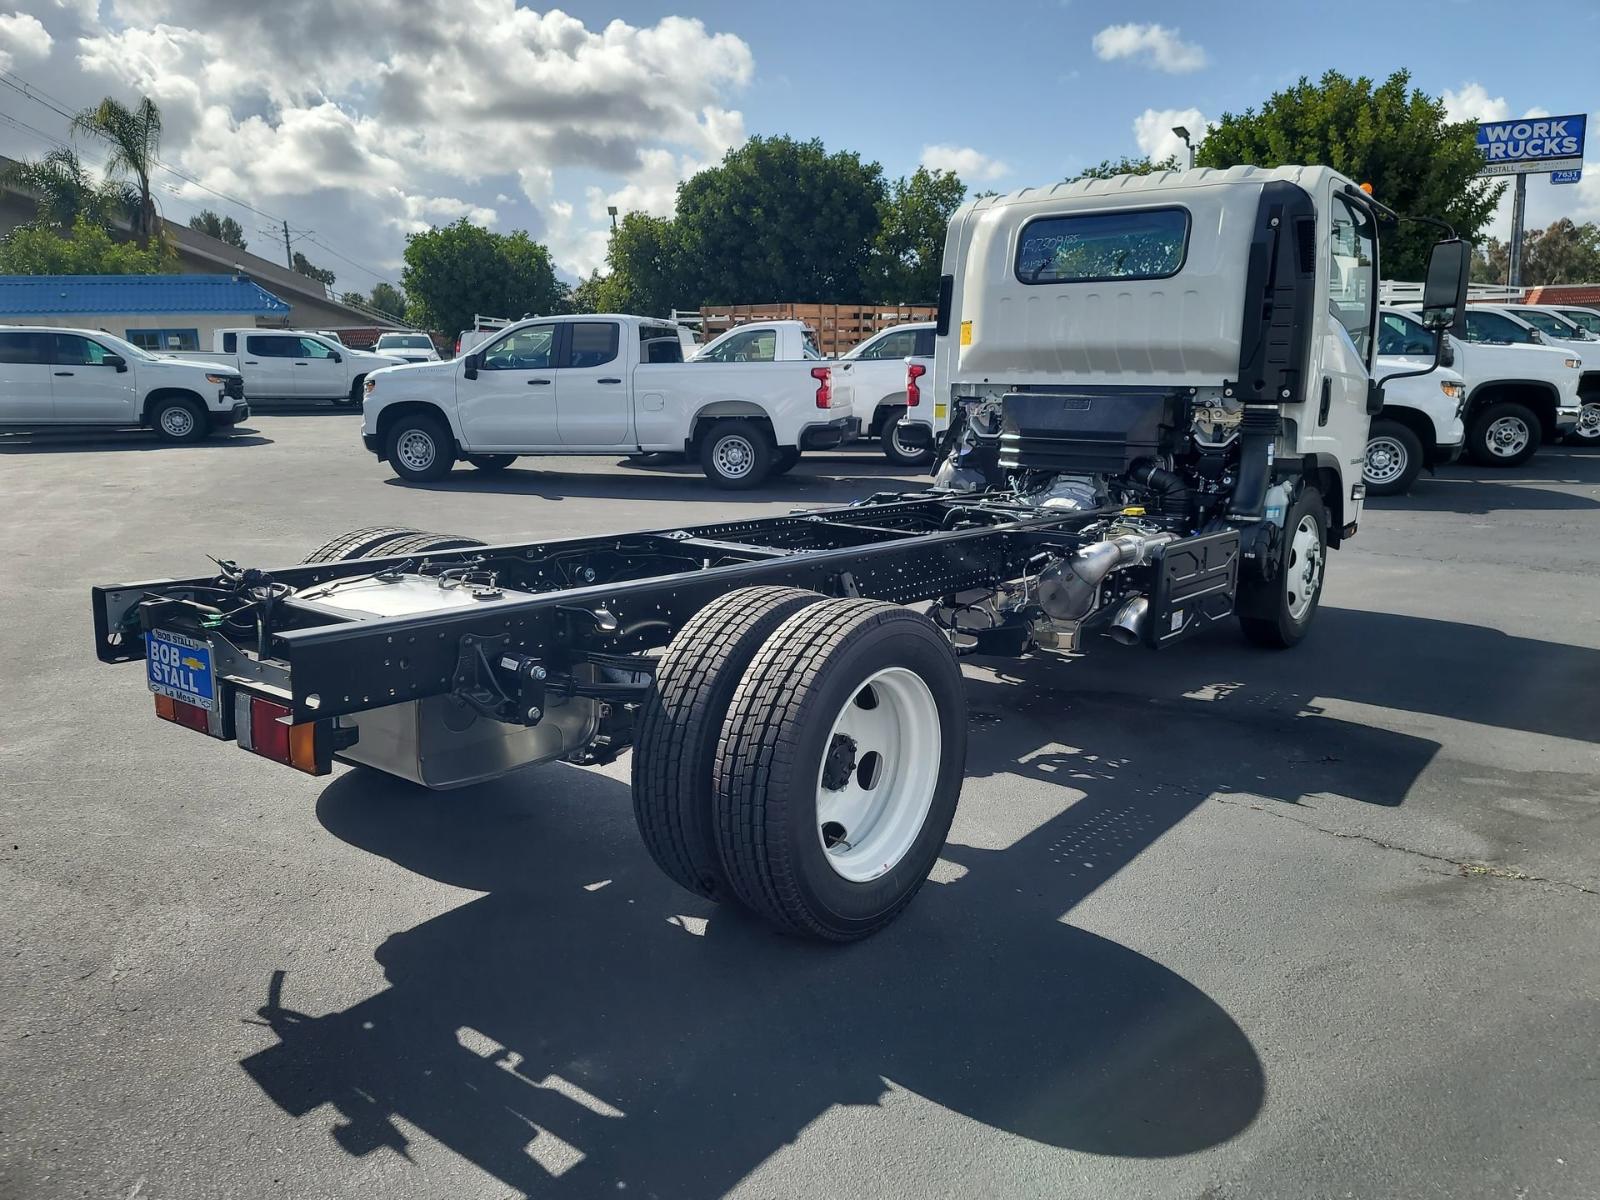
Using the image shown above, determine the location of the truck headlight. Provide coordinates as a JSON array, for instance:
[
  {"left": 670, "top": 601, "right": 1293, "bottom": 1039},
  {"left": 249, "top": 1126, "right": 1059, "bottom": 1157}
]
[
  {"left": 204, "top": 373, "right": 230, "bottom": 384},
  {"left": 1439, "top": 380, "right": 1463, "bottom": 400},
  {"left": 1565, "top": 357, "right": 1582, "bottom": 369},
  {"left": 363, "top": 376, "right": 377, "bottom": 395}
]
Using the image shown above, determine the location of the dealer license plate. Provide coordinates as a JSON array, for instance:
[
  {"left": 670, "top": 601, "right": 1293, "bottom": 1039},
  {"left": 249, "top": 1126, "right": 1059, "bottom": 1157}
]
[{"left": 145, "top": 629, "right": 217, "bottom": 711}]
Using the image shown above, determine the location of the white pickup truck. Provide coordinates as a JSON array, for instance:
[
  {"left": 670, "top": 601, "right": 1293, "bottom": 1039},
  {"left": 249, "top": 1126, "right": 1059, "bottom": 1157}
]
[
  {"left": 690, "top": 319, "right": 821, "bottom": 364},
  {"left": 833, "top": 323, "right": 937, "bottom": 465},
  {"left": 0, "top": 325, "right": 247, "bottom": 441},
  {"left": 169, "top": 329, "right": 403, "bottom": 406},
  {"left": 361, "top": 313, "right": 854, "bottom": 487}
]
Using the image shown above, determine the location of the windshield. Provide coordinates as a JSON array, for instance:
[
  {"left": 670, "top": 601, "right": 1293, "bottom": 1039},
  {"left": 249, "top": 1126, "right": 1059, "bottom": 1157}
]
[
  {"left": 377, "top": 334, "right": 434, "bottom": 349},
  {"left": 1514, "top": 309, "right": 1582, "bottom": 338},
  {"left": 1558, "top": 308, "right": 1600, "bottom": 335}
]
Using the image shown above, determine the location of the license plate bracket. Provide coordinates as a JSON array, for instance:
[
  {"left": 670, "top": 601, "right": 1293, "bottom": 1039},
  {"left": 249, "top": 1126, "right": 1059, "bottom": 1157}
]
[{"left": 146, "top": 629, "right": 217, "bottom": 711}]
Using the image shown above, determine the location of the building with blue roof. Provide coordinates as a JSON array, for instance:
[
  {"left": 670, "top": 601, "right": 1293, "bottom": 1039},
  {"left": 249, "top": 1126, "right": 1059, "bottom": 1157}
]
[{"left": 0, "top": 273, "right": 296, "bottom": 352}]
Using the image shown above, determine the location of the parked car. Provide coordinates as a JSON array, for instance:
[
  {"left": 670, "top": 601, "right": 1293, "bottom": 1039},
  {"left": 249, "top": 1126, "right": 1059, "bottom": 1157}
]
[
  {"left": 1367, "top": 312, "right": 1466, "bottom": 494},
  {"left": 361, "top": 314, "right": 854, "bottom": 488},
  {"left": 0, "top": 326, "right": 246, "bottom": 441},
  {"left": 166, "top": 329, "right": 403, "bottom": 406},
  {"left": 373, "top": 332, "right": 441, "bottom": 364},
  {"left": 834, "top": 323, "right": 936, "bottom": 465},
  {"left": 1396, "top": 306, "right": 1585, "bottom": 462}
]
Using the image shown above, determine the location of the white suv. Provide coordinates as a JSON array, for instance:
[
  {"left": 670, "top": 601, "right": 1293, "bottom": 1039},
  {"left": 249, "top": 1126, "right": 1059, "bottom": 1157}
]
[{"left": 0, "top": 326, "right": 247, "bottom": 442}]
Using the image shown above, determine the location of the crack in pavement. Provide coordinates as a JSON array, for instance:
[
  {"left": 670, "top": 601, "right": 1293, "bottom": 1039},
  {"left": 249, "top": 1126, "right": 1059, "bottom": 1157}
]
[{"left": 1211, "top": 795, "right": 1600, "bottom": 898}]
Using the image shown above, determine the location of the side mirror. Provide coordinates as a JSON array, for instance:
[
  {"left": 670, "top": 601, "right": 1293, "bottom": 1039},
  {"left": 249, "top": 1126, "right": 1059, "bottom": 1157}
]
[
  {"left": 463, "top": 351, "right": 481, "bottom": 380},
  {"left": 103, "top": 354, "right": 127, "bottom": 372},
  {"left": 330, "top": 351, "right": 343, "bottom": 363},
  {"left": 1420, "top": 238, "right": 1471, "bottom": 335}
]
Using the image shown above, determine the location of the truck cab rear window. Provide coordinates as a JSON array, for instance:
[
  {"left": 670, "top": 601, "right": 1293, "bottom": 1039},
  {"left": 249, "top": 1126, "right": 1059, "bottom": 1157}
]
[{"left": 1015, "top": 208, "right": 1189, "bottom": 284}]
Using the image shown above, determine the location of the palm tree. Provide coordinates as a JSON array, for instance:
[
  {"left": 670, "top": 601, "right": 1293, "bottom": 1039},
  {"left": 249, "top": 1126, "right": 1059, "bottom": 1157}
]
[
  {"left": 71, "top": 95, "right": 164, "bottom": 245},
  {"left": 2, "top": 148, "right": 111, "bottom": 230}
]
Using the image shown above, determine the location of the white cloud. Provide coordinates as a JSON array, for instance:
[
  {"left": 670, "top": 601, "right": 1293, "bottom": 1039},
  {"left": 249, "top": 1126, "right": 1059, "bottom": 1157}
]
[
  {"left": 0, "top": 11, "right": 52, "bottom": 70},
  {"left": 1092, "top": 23, "right": 1206, "bottom": 73},
  {"left": 1133, "top": 107, "right": 1211, "bottom": 164},
  {"left": 1442, "top": 83, "right": 1509, "bottom": 124},
  {"left": 919, "top": 143, "right": 1010, "bottom": 181}
]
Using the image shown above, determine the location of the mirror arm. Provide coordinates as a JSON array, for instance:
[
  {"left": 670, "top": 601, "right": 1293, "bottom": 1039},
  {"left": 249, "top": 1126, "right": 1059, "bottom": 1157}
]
[{"left": 1376, "top": 335, "right": 1446, "bottom": 389}]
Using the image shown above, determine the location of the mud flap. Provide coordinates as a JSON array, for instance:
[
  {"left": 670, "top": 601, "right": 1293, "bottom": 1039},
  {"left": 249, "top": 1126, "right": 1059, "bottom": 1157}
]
[{"left": 1144, "top": 530, "right": 1240, "bottom": 648}]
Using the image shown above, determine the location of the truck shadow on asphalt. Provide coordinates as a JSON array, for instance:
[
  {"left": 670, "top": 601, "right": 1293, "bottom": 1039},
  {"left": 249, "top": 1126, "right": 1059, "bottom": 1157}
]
[
  {"left": 237, "top": 605, "right": 1588, "bottom": 1195},
  {"left": 0, "top": 429, "right": 273, "bottom": 452},
  {"left": 1375, "top": 451, "right": 1600, "bottom": 514}
]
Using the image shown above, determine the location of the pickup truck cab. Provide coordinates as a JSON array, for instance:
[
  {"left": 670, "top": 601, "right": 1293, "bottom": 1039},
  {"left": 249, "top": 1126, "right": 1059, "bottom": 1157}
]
[
  {"left": 0, "top": 325, "right": 247, "bottom": 441},
  {"left": 168, "top": 328, "right": 403, "bottom": 406},
  {"left": 372, "top": 332, "right": 441, "bottom": 363},
  {"left": 1366, "top": 310, "right": 1467, "bottom": 494},
  {"left": 691, "top": 320, "right": 821, "bottom": 363},
  {"left": 834, "top": 323, "right": 936, "bottom": 465},
  {"left": 361, "top": 313, "right": 852, "bottom": 488}
]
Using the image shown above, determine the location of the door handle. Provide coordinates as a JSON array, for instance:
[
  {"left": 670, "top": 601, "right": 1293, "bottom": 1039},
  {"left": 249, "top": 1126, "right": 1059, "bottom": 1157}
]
[
  {"left": 597, "top": 377, "right": 621, "bottom": 384},
  {"left": 53, "top": 371, "right": 74, "bottom": 376},
  {"left": 527, "top": 379, "right": 552, "bottom": 386},
  {"left": 244, "top": 360, "right": 259, "bottom": 365},
  {"left": 294, "top": 361, "right": 309, "bottom": 366}
]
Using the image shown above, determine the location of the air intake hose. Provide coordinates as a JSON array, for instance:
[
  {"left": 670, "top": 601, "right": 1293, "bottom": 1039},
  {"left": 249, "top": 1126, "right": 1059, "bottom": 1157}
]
[
  {"left": 1128, "top": 459, "right": 1188, "bottom": 512},
  {"left": 1228, "top": 407, "right": 1282, "bottom": 521}
]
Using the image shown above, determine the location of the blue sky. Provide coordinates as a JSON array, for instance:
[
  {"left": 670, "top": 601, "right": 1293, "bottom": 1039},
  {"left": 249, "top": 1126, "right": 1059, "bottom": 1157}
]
[{"left": 0, "top": 0, "right": 1593, "bottom": 288}]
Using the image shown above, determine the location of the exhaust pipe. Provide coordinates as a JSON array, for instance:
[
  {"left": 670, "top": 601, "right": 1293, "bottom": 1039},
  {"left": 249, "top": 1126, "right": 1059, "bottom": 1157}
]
[
  {"left": 1108, "top": 596, "right": 1148, "bottom": 645},
  {"left": 1038, "top": 532, "right": 1174, "bottom": 620}
]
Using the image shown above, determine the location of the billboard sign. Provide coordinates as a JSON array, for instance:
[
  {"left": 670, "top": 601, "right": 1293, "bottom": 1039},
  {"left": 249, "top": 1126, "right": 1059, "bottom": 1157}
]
[
  {"left": 1475, "top": 114, "right": 1586, "bottom": 176},
  {"left": 1551, "top": 168, "right": 1582, "bottom": 185}
]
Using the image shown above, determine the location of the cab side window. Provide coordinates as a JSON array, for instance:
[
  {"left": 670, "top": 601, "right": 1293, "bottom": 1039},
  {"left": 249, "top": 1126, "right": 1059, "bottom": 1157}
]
[
  {"left": 702, "top": 329, "right": 773, "bottom": 362},
  {"left": 297, "top": 336, "right": 336, "bottom": 359},
  {"left": 246, "top": 335, "right": 298, "bottom": 358},
  {"left": 913, "top": 327, "right": 935, "bottom": 357},
  {"left": 1328, "top": 195, "right": 1376, "bottom": 362},
  {"left": 1378, "top": 313, "right": 1435, "bottom": 357},
  {"left": 566, "top": 322, "right": 619, "bottom": 369},
  {"left": 53, "top": 334, "right": 111, "bottom": 365},
  {"left": 0, "top": 332, "right": 48, "bottom": 363},
  {"left": 481, "top": 325, "right": 555, "bottom": 370},
  {"left": 861, "top": 330, "right": 918, "bottom": 360},
  {"left": 1464, "top": 311, "right": 1535, "bottom": 345}
]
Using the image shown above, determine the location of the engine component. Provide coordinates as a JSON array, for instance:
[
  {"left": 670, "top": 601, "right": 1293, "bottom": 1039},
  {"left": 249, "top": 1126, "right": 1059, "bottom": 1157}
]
[
  {"left": 998, "top": 389, "right": 1183, "bottom": 476},
  {"left": 1108, "top": 596, "right": 1149, "bottom": 645},
  {"left": 1190, "top": 397, "right": 1243, "bottom": 449},
  {"left": 1020, "top": 475, "right": 1100, "bottom": 511},
  {"left": 1036, "top": 530, "right": 1176, "bottom": 621}
]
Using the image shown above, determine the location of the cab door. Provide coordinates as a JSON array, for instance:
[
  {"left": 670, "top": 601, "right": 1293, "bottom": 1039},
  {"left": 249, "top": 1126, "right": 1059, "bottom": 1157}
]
[
  {"left": 456, "top": 323, "right": 560, "bottom": 450},
  {"left": 0, "top": 331, "right": 54, "bottom": 421},
  {"left": 556, "top": 320, "right": 630, "bottom": 446},
  {"left": 291, "top": 335, "right": 344, "bottom": 398},
  {"left": 1310, "top": 190, "right": 1378, "bottom": 512},
  {"left": 49, "top": 333, "right": 139, "bottom": 422},
  {"left": 242, "top": 334, "right": 299, "bottom": 397}
]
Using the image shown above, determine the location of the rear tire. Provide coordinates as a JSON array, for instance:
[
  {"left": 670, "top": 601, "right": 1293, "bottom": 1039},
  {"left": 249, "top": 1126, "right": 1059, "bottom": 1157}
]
[
  {"left": 1467, "top": 401, "right": 1538, "bottom": 467},
  {"left": 149, "top": 396, "right": 208, "bottom": 444},
  {"left": 879, "top": 407, "right": 934, "bottom": 467},
  {"left": 699, "top": 420, "right": 773, "bottom": 489},
  {"left": 467, "top": 454, "right": 516, "bottom": 473},
  {"left": 1363, "top": 419, "right": 1424, "bottom": 496},
  {"left": 713, "top": 599, "right": 967, "bottom": 940},
  {"left": 331, "top": 377, "right": 363, "bottom": 407},
  {"left": 303, "top": 527, "right": 484, "bottom": 563},
  {"left": 770, "top": 447, "right": 802, "bottom": 476},
  {"left": 1238, "top": 485, "right": 1326, "bottom": 649},
  {"left": 1567, "top": 399, "right": 1600, "bottom": 446},
  {"left": 631, "top": 586, "right": 825, "bottom": 901},
  {"left": 385, "top": 412, "right": 455, "bottom": 482}
]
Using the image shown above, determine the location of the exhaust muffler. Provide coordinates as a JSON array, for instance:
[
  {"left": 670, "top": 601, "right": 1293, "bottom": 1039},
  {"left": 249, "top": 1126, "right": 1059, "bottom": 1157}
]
[{"left": 1108, "top": 596, "right": 1148, "bottom": 645}]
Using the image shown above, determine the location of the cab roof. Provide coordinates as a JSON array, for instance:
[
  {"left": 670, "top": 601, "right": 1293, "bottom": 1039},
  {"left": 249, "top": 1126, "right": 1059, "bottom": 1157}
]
[{"left": 964, "top": 164, "right": 1355, "bottom": 214}]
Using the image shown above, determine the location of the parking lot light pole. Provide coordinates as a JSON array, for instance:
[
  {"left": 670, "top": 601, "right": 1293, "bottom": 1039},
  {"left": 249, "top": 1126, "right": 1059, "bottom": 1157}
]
[{"left": 1173, "top": 126, "right": 1193, "bottom": 169}]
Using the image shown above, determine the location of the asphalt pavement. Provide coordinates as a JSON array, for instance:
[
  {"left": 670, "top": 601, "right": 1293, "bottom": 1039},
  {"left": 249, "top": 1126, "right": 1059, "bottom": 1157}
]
[{"left": 2, "top": 411, "right": 1598, "bottom": 1200}]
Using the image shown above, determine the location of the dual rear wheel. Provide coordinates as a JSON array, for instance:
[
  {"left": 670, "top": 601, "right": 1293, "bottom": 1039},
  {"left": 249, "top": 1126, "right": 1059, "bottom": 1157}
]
[{"left": 632, "top": 587, "right": 966, "bottom": 940}]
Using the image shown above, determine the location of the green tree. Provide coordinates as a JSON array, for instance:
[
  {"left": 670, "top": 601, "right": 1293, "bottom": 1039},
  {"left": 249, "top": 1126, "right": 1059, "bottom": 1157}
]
[
  {"left": 339, "top": 290, "right": 367, "bottom": 307},
  {"left": 401, "top": 218, "right": 564, "bottom": 335},
  {"left": 566, "top": 270, "right": 605, "bottom": 314},
  {"left": 188, "top": 208, "right": 248, "bottom": 250},
  {"left": 367, "top": 281, "right": 406, "bottom": 319},
  {"left": 0, "top": 214, "right": 175, "bottom": 274},
  {"left": 1195, "top": 70, "right": 1501, "bottom": 279},
  {"left": 3, "top": 148, "right": 118, "bottom": 230},
  {"left": 871, "top": 167, "right": 966, "bottom": 302},
  {"left": 674, "top": 135, "right": 887, "bottom": 303},
  {"left": 292, "top": 251, "right": 336, "bottom": 287},
  {"left": 595, "top": 213, "right": 690, "bottom": 316},
  {"left": 71, "top": 95, "right": 165, "bottom": 246},
  {"left": 1473, "top": 219, "right": 1600, "bottom": 286},
  {"left": 1072, "top": 154, "right": 1180, "bottom": 181}
]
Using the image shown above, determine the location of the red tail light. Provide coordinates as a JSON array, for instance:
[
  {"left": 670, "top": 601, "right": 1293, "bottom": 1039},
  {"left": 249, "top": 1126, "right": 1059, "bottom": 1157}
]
[
  {"left": 811, "top": 366, "right": 832, "bottom": 409},
  {"left": 906, "top": 362, "right": 927, "bottom": 407},
  {"left": 235, "top": 693, "right": 332, "bottom": 775}
]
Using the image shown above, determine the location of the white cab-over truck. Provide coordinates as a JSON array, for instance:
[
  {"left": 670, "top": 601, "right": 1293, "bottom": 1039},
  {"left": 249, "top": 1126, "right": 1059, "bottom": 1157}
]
[
  {"left": 89, "top": 165, "right": 1469, "bottom": 943},
  {"left": 0, "top": 325, "right": 247, "bottom": 441},
  {"left": 169, "top": 329, "right": 403, "bottom": 406},
  {"left": 361, "top": 314, "right": 853, "bottom": 488}
]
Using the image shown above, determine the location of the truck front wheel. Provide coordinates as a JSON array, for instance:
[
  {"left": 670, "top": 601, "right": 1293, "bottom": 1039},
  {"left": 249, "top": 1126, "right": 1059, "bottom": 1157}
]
[
  {"left": 1238, "top": 486, "right": 1326, "bottom": 649},
  {"left": 149, "top": 395, "right": 209, "bottom": 444},
  {"left": 1467, "top": 401, "right": 1539, "bottom": 467},
  {"left": 699, "top": 420, "right": 773, "bottom": 489},
  {"left": 713, "top": 599, "right": 967, "bottom": 940},
  {"left": 1363, "top": 419, "right": 1424, "bottom": 496},
  {"left": 878, "top": 406, "right": 934, "bottom": 467},
  {"left": 386, "top": 413, "right": 456, "bottom": 482},
  {"left": 1568, "top": 399, "right": 1600, "bottom": 445}
]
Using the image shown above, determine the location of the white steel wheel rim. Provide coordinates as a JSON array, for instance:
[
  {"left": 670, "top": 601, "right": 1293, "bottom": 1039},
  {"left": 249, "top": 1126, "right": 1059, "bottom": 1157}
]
[
  {"left": 1285, "top": 514, "right": 1323, "bottom": 622},
  {"left": 397, "top": 429, "right": 437, "bottom": 471},
  {"left": 1486, "top": 415, "right": 1530, "bottom": 458},
  {"left": 1364, "top": 435, "right": 1408, "bottom": 486},
  {"left": 890, "top": 424, "right": 919, "bottom": 458},
  {"left": 713, "top": 434, "right": 756, "bottom": 479},
  {"left": 1577, "top": 402, "right": 1600, "bottom": 440},
  {"left": 160, "top": 406, "right": 194, "bottom": 436},
  {"left": 815, "top": 666, "right": 941, "bottom": 883}
]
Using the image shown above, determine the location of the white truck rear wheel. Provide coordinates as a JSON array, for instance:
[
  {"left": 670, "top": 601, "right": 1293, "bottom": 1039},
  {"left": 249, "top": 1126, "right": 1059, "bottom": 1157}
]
[
  {"left": 713, "top": 599, "right": 966, "bottom": 940},
  {"left": 699, "top": 421, "right": 774, "bottom": 489},
  {"left": 1568, "top": 399, "right": 1600, "bottom": 444}
]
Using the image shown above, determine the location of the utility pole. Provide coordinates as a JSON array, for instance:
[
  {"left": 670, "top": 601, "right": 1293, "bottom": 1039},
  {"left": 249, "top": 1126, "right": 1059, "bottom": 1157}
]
[
  {"left": 282, "top": 219, "right": 293, "bottom": 271},
  {"left": 1507, "top": 172, "right": 1527, "bottom": 290}
]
